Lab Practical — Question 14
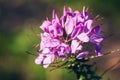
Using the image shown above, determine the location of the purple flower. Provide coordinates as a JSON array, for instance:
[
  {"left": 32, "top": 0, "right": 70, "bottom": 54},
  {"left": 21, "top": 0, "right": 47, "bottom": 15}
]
[{"left": 35, "top": 6, "right": 104, "bottom": 68}]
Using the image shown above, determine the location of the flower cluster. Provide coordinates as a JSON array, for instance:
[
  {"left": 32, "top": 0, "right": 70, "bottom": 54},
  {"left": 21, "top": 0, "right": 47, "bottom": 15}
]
[{"left": 35, "top": 6, "right": 104, "bottom": 68}]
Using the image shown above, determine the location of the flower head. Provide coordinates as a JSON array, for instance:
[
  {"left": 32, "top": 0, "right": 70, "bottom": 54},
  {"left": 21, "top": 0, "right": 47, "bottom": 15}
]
[{"left": 35, "top": 6, "right": 104, "bottom": 68}]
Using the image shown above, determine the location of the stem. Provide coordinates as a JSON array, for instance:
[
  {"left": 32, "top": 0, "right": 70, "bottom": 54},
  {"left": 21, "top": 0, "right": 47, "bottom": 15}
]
[{"left": 78, "top": 75, "right": 84, "bottom": 80}]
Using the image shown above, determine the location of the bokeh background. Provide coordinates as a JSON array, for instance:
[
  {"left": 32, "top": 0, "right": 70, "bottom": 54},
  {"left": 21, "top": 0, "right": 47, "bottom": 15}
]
[{"left": 0, "top": 0, "right": 120, "bottom": 80}]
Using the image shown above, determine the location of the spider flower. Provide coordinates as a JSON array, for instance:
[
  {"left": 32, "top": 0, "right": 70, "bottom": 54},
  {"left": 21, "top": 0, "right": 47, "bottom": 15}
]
[{"left": 35, "top": 6, "right": 104, "bottom": 68}]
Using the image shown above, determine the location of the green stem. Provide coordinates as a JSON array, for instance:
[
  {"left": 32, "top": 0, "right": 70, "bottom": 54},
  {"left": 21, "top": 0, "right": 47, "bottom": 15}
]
[{"left": 78, "top": 75, "right": 84, "bottom": 80}]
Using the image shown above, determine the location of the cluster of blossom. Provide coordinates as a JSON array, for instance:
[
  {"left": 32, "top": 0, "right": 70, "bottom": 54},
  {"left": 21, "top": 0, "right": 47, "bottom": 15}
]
[{"left": 35, "top": 6, "right": 104, "bottom": 68}]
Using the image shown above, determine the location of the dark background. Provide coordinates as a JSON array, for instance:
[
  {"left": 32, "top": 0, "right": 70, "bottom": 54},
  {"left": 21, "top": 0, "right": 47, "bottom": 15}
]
[{"left": 0, "top": 0, "right": 120, "bottom": 80}]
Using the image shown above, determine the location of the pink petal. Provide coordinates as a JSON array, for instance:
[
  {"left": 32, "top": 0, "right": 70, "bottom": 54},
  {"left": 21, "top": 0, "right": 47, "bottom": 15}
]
[
  {"left": 65, "top": 16, "right": 75, "bottom": 35},
  {"left": 42, "top": 48, "right": 50, "bottom": 53},
  {"left": 40, "top": 33, "right": 51, "bottom": 50},
  {"left": 85, "top": 19, "right": 93, "bottom": 30},
  {"left": 71, "top": 40, "right": 79, "bottom": 53},
  {"left": 63, "top": 6, "right": 67, "bottom": 16},
  {"left": 77, "top": 33, "right": 89, "bottom": 42},
  {"left": 77, "top": 45, "right": 82, "bottom": 51},
  {"left": 77, "top": 14, "right": 84, "bottom": 22},
  {"left": 49, "top": 39, "right": 60, "bottom": 47},
  {"left": 35, "top": 54, "right": 44, "bottom": 64},
  {"left": 43, "top": 54, "right": 55, "bottom": 68},
  {"left": 71, "top": 23, "right": 83, "bottom": 39},
  {"left": 40, "top": 33, "right": 60, "bottom": 49},
  {"left": 40, "top": 20, "right": 51, "bottom": 32},
  {"left": 52, "top": 10, "right": 59, "bottom": 23}
]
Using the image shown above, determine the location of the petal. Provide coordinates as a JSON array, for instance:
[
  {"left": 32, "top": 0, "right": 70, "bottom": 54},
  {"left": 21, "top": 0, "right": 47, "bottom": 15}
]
[
  {"left": 40, "top": 20, "right": 51, "bottom": 32},
  {"left": 71, "top": 40, "right": 80, "bottom": 53},
  {"left": 94, "top": 44, "right": 102, "bottom": 56},
  {"left": 60, "top": 6, "right": 67, "bottom": 27},
  {"left": 43, "top": 64, "right": 49, "bottom": 68},
  {"left": 35, "top": 54, "right": 44, "bottom": 64},
  {"left": 43, "top": 54, "right": 55, "bottom": 68},
  {"left": 52, "top": 10, "right": 59, "bottom": 22},
  {"left": 49, "top": 39, "right": 60, "bottom": 47},
  {"left": 84, "top": 19, "right": 93, "bottom": 32},
  {"left": 65, "top": 46, "right": 71, "bottom": 53},
  {"left": 94, "top": 37, "right": 103, "bottom": 43},
  {"left": 40, "top": 33, "right": 60, "bottom": 49},
  {"left": 74, "top": 10, "right": 80, "bottom": 14},
  {"left": 42, "top": 48, "right": 50, "bottom": 53},
  {"left": 91, "top": 26, "right": 101, "bottom": 34},
  {"left": 57, "top": 46, "right": 66, "bottom": 57},
  {"left": 55, "top": 23, "right": 63, "bottom": 36},
  {"left": 90, "top": 34, "right": 104, "bottom": 43},
  {"left": 76, "top": 51, "right": 89, "bottom": 59},
  {"left": 71, "top": 23, "right": 83, "bottom": 39},
  {"left": 74, "top": 45, "right": 82, "bottom": 53},
  {"left": 60, "top": 43, "right": 71, "bottom": 53},
  {"left": 65, "top": 16, "right": 75, "bottom": 35},
  {"left": 63, "top": 6, "right": 67, "bottom": 16},
  {"left": 49, "top": 22, "right": 63, "bottom": 37},
  {"left": 76, "top": 45, "right": 82, "bottom": 51},
  {"left": 77, "top": 14, "right": 84, "bottom": 22},
  {"left": 40, "top": 33, "right": 50, "bottom": 50},
  {"left": 77, "top": 33, "right": 89, "bottom": 42}
]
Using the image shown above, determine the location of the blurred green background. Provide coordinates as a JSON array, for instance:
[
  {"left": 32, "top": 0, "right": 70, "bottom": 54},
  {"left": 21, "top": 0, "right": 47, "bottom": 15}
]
[{"left": 0, "top": 0, "right": 120, "bottom": 80}]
